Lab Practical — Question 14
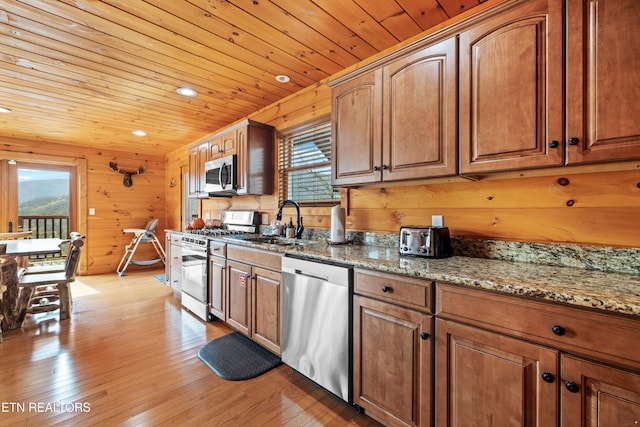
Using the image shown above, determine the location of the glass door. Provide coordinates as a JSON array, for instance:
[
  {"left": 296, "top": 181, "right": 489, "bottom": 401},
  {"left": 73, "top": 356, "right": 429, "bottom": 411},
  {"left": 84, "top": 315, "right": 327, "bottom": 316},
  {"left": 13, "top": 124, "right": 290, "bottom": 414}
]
[{"left": 3, "top": 161, "right": 77, "bottom": 238}]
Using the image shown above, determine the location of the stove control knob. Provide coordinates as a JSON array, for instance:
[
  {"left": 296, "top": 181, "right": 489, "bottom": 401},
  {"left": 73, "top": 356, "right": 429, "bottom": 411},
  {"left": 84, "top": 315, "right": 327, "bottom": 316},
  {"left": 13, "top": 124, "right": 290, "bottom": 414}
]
[
  {"left": 419, "top": 247, "right": 427, "bottom": 253},
  {"left": 401, "top": 246, "right": 409, "bottom": 252}
]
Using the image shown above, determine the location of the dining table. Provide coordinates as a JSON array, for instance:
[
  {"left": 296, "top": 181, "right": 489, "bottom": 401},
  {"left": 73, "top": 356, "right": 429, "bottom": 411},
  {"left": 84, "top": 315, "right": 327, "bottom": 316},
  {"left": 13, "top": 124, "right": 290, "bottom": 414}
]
[
  {"left": 0, "top": 238, "right": 65, "bottom": 335},
  {"left": 0, "top": 237, "right": 64, "bottom": 257}
]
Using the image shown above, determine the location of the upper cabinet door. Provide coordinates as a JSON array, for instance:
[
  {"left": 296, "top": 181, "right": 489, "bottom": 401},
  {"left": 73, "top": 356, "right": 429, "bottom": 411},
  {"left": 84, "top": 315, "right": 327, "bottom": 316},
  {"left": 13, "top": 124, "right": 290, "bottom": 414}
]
[
  {"left": 209, "top": 129, "right": 237, "bottom": 160},
  {"left": 459, "top": 0, "right": 564, "bottom": 174},
  {"left": 566, "top": 0, "right": 640, "bottom": 164},
  {"left": 382, "top": 37, "right": 458, "bottom": 181},
  {"left": 331, "top": 70, "right": 383, "bottom": 186}
]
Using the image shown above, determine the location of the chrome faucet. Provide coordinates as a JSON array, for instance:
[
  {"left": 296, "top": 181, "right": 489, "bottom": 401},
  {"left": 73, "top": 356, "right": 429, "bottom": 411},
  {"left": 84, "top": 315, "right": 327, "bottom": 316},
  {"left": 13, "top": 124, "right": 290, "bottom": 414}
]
[{"left": 276, "top": 199, "right": 304, "bottom": 239}]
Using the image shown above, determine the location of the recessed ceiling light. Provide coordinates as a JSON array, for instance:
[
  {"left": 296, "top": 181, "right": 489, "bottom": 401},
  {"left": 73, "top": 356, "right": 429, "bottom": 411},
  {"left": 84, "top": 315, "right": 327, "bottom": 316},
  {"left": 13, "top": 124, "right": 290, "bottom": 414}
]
[
  {"left": 132, "top": 130, "right": 147, "bottom": 137},
  {"left": 176, "top": 87, "right": 197, "bottom": 97},
  {"left": 275, "top": 75, "right": 290, "bottom": 83},
  {"left": 0, "top": 107, "right": 12, "bottom": 113}
]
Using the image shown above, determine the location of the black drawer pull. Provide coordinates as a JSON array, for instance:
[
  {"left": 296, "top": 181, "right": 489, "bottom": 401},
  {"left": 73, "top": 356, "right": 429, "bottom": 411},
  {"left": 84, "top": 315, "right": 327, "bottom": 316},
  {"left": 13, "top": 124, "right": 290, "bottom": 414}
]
[
  {"left": 381, "top": 285, "right": 393, "bottom": 293},
  {"left": 565, "top": 381, "right": 579, "bottom": 393},
  {"left": 541, "top": 372, "right": 555, "bottom": 383},
  {"left": 551, "top": 325, "right": 566, "bottom": 336},
  {"left": 420, "top": 332, "right": 429, "bottom": 340}
]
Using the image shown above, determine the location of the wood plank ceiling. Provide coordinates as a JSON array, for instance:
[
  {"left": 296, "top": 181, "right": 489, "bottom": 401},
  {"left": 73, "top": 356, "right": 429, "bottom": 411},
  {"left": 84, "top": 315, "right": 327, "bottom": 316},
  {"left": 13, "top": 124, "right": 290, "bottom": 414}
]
[{"left": 0, "top": 0, "right": 484, "bottom": 156}]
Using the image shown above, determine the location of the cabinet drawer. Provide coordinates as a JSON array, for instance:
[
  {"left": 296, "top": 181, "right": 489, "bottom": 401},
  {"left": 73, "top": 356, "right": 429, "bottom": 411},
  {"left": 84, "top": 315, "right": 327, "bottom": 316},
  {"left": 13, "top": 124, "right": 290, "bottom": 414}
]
[
  {"left": 169, "top": 244, "right": 182, "bottom": 269},
  {"left": 436, "top": 283, "right": 640, "bottom": 370},
  {"left": 355, "top": 268, "right": 433, "bottom": 313},
  {"left": 227, "top": 245, "right": 282, "bottom": 271},
  {"left": 169, "top": 233, "right": 182, "bottom": 244},
  {"left": 209, "top": 240, "right": 226, "bottom": 258}
]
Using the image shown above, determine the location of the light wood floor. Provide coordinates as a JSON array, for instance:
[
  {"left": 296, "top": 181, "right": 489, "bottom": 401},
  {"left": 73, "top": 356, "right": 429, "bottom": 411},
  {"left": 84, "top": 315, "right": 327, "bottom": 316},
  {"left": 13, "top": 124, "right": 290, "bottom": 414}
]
[{"left": 0, "top": 268, "right": 382, "bottom": 426}]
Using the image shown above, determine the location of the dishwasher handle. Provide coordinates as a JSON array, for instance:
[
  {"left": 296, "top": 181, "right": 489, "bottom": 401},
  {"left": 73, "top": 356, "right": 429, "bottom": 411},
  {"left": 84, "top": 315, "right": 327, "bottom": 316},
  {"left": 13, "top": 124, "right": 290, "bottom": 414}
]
[{"left": 294, "top": 269, "right": 329, "bottom": 282}]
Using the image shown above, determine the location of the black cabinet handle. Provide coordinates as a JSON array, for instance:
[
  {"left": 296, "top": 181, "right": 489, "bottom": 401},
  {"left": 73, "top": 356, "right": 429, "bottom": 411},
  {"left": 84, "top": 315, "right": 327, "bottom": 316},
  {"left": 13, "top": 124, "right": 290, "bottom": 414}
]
[
  {"left": 565, "top": 381, "right": 580, "bottom": 393},
  {"left": 373, "top": 165, "right": 380, "bottom": 171},
  {"left": 551, "top": 325, "right": 566, "bottom": 336},
  {"left": 381, "top": 285, "right": 392, "bottom": 293},
  {"left": 541, "top": 372, "right": 555, "bottom": 383},
  {"left": 549, "top": 140, "right": 559, "bottom": 148},
  {"left": 420, "top": 332, "right": 429, "bottom": 340},
  {"left": 568, "top": 137, "right": 580, "bottom": 145},
  {"left": 382, "top": 164, "right": 388, "bottom": 170}
]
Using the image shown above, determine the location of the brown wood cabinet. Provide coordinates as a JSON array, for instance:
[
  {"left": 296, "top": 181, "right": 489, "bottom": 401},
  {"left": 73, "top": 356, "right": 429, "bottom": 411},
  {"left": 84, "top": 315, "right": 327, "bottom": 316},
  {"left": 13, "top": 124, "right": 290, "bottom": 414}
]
[
  {"left": 460, "top": 0, "right": 640, "bottom": 172},
  {"left": 435, "top": 282, "right": 640, "bottom": 426},
  {"left": 330, "top": 0, "right": 640, "bottom": 182},
  {"left": 382, "top": 37, "right": 458, "bottom": 181},
  {"left": 459, "top": 0, "right": 564, "bottom": 173},
  {"left": 208, "top": 240, "right": 226, "bottom": 320},
  {"left": 566, "top": 0, "right": 640, "bottom": 164},
  {"left": 226, "top": 259, "right": 251, "bottom": 336},
  {"left": 209, "top": 128, "right": 237, "bottom": 160},
  {"left": 226, "top": 245, "right": 282, "bottom": 354},
  {"left": 561, "top": 355, "right": 640, "bottom": 426},
  {"left": 435, "top": 318, "right": 559, "bottom": 426},
  {"left": 233, "top": 121, "right": 274, "bottom": 195},
  {"left": 188, "top": 119, "right": 274, "bottom": 197},
  {"left": 331, "top": 70, "right": 382, "bottom": 186},
  {"left": 251, "top": 266, "right": 281, "bottom": 354},
  {"left": 187, "top": 141, "right": 209, "bottom": 197},
  {"left": 353, "top": 269, "right": 434, "bottom": 427},
  {"left": 331, "top": 36, "right": 457, "bottom": 186}
]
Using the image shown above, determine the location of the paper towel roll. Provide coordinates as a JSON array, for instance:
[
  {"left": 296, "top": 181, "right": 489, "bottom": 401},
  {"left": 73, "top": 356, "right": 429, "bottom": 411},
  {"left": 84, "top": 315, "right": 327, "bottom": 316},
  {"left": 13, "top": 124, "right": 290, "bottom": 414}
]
[{"left": 330, "top": 205, "right": 346, "bottom": 243}]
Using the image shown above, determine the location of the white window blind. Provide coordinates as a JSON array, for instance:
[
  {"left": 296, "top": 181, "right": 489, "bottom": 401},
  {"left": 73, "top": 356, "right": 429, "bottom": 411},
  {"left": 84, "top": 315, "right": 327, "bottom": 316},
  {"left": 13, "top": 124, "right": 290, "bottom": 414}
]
[{"left": 278, "top": 119, "right": 339, "bottom": 204}]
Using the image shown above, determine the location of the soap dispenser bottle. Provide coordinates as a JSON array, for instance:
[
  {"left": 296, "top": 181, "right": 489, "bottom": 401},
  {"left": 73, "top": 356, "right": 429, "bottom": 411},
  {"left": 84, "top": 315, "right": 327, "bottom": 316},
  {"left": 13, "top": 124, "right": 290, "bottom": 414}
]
[{"left": 286, "top": 217, "right": 295, "bottom": 238}]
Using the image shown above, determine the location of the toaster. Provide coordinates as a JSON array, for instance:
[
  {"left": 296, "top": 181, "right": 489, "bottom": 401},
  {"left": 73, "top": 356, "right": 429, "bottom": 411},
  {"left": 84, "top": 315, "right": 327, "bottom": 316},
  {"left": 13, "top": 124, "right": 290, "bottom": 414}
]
[{"left": 398, "top": 226, "right": 453, "bottom": 258}]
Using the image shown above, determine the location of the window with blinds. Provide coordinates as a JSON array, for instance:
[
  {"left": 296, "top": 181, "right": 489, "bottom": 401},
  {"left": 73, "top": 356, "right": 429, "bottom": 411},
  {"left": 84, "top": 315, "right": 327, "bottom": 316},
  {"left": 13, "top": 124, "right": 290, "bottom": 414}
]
[{"left": 278, "top": 119, "right": 339, "bottom": 204}]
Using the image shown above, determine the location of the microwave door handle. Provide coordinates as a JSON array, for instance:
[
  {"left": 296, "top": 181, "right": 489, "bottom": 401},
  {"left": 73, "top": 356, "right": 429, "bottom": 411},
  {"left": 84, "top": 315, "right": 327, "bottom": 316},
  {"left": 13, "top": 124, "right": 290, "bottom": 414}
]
[{"left": 218, "top": 164, "right": 225, "bottom": 190}]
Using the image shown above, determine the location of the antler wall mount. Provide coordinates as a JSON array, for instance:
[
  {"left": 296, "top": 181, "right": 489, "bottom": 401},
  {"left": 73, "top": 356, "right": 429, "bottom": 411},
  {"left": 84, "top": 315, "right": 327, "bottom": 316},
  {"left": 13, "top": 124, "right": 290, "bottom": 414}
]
[{"left": 109, "top": 162, "right": 146, "bottom": 187}]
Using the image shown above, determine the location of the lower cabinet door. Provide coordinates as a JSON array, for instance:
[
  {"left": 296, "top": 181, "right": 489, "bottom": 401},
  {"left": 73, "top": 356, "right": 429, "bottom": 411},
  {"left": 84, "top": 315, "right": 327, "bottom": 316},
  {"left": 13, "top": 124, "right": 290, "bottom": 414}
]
[
  {"left": 353, "top": 295, "right": 433, "bottom": 427},
  {"left": 251, "top": 266, "right": 281, "bottom": 355},
  {"left": 208, "top": 256, "right": 226, "bottom": 320},
  {"left": 561, "top": 355, "right": 640, "bottom": 426},
  {"left": 435, "top": 318, "right": 559, "bottom": 427},
  {"left": 226, "top": 260, "right": 251, "bottom": 335}
]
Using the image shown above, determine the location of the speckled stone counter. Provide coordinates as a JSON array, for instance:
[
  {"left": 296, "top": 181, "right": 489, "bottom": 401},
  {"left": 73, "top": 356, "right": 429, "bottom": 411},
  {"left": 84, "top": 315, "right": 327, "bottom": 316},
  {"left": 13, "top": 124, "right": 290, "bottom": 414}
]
[
  {"left": 167, "top": 228, "right": 640, "bottom": 317},
  {"left": 222, "top": 236, "right": 640, "bottom": 317}
]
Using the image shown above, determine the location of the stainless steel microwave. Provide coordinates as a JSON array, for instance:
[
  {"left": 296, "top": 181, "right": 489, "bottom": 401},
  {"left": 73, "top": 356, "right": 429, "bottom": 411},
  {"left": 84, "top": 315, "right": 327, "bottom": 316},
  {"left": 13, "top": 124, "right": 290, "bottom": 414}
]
[{"left": 205, "top": 155, "right": 237, "bottom": 195}]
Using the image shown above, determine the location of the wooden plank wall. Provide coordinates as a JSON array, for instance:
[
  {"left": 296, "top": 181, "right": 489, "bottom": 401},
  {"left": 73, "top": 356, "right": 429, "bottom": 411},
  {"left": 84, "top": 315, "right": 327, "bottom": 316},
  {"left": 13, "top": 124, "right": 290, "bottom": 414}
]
[
  {"left": 176, "top": 82, "right": 640, "bottom": 249},
  {"left": 1, "top": 139, "right": 166, "bottom": 274}
]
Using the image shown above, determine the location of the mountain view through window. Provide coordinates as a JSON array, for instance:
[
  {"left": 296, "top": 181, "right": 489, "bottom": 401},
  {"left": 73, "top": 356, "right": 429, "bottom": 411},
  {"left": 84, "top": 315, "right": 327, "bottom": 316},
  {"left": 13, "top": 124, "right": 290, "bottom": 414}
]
[{"left": 18, "top": 168, "right": 70, "bottom": 238}]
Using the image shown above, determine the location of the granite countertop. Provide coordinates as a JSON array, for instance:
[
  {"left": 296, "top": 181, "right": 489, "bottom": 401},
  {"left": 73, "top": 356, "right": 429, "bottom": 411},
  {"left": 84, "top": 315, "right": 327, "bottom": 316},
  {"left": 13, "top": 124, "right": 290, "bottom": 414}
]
[
  {"left": 166, "top": 229, "right": 639, "bottom": 317},
  {"left": 221, "top": 236, "right": 640, "bottom": 317}
]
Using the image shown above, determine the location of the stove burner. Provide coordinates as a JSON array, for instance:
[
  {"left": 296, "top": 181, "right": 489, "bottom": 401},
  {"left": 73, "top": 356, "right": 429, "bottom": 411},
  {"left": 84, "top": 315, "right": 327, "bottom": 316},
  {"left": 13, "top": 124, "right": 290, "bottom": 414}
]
[{"left": 188, "top": 228, "right": 245, "bottom": 237}]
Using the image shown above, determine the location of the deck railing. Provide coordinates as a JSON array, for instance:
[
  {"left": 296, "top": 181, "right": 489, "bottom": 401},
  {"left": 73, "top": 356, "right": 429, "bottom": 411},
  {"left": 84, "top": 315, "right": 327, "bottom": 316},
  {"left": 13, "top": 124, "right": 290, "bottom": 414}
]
[
  {"left": 18, "top": 215, "right": 70, "bottom": 264},
  {"left": 18, "top": 215, "right": 70, "bottom": 239}
]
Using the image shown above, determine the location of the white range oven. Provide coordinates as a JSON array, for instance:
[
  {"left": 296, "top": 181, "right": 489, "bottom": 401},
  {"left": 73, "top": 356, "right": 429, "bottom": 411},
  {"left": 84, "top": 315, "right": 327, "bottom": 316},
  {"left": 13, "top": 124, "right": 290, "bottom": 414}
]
[{"left": 180, "top": 234, "right": 209, "bottom": 321}]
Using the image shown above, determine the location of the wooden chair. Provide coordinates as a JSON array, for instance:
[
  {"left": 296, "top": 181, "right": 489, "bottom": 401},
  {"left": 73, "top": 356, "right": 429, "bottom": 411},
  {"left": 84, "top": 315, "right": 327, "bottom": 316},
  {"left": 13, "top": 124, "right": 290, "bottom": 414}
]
[
  {"left": 0, "top": 257, "right": 17, "bottom": 342},
  {"left": 18, "top": 235, "right": 85, "bottom": 322},
  {"left": 0, "top": 231, "right": 33, "bottom": 240}
]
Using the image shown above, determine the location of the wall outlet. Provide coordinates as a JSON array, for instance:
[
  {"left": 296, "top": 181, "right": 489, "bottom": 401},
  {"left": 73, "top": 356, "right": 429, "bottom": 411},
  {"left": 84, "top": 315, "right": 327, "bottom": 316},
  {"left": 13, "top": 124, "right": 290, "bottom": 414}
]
[
  {"left": 261, "top": 213, "right": 269, "bottom": 225},
  {"left": 205, "top": 212, "right": 211, "bottom": 220},
  {"left": 89, "top": 208, "right": 95, "bottom": 216},
  {"left": 432, "top": 215, "right": 443, "bottom": 227}
]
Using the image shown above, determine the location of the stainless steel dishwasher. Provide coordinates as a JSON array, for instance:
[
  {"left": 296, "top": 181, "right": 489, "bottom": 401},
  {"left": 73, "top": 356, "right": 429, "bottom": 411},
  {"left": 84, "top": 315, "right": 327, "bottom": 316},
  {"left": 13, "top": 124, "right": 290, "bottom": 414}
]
[{"left": 281, "top": 255, "right": 354, "bottom": 405}]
